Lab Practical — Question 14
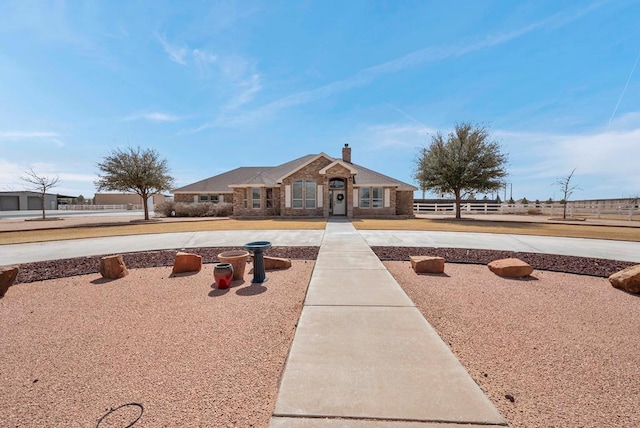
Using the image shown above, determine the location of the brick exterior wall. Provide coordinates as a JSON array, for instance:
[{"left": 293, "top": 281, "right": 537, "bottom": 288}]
[
  {"left": 280, "top": 157, "right": 332, "bottom": 217},
  {"left": 353, "top": 186, "right": 396, "bottom": 217},
  {"left": 322, "top": 164, "right": 355, "bottom": 218},
  {"left": 396, "top": 190, "right": 415, "bottom": 216},
  {"left": 174, "top": 193, "right": 233, "bottom": 204},
  {"left": 174, "top": 193, "right": 196, "bottom": 203}
]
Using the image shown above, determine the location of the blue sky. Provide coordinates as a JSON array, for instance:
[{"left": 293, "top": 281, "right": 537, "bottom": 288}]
[{"left": 1, "top": 0, "right": 639, "bottom": 201}]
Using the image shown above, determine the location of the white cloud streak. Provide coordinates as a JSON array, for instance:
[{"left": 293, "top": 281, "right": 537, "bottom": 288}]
[
  {"left": 155, "top": 33, "right": 188, "bottom": 65},
  {"left": 124, "top": 112, "right": 183, "bottom": 122},
  {"left": 0, "top": 131, "right": 59, "bottom": 139},
  {"left": 195, "top": 2, "right": 602, "bottom": 131},
  {"left": 608, "top": 49, "right": 640, "bottom": 128}
]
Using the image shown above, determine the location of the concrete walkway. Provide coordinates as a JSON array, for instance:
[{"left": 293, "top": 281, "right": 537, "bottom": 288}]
[
  {"left": 3, "top": 228, "right": 640, "bottom": 265},
  {"left": 269, "top": 219, "right": 506, "bottom": 427}
]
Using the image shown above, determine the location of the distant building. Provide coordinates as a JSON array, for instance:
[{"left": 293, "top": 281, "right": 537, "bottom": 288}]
[
  {"left": 0, "top": 191, "right": 58, "bottom": 211},
  {"left": 93, "top": 193, "right": 168, "bottom": 206}
]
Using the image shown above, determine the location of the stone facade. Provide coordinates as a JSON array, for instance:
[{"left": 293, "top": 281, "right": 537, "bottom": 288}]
[
  {"left": 174, "top": 193, "right": 231, "bottom": 204},
  {"left": 280, "top": 157, "right": 332, "bottom": 217},
  {"left": 322, "top": 164, "right": 355, "bottom": 218},
  {"left": 396, "top": 190, "right": 415, "bottom": 216},
  {"left": 174, "top": 152, "right": 417, "bottom": 219},
  {"left": 353, "top": 186, "right": 396, "bottom": 217},
  {"left": 231, "top": 187, "right": 281, "bottom": 217}
]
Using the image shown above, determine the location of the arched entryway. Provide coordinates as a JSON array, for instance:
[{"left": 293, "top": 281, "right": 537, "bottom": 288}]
[{"left": 329, "top": 178, "right": 346, "bottom": 216}]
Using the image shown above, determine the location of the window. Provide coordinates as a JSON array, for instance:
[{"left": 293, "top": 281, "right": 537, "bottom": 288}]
[
  {"left": 359, "top": 187, "right": 383, "bottom": 208},
  {"left": 359, "top": 188, "right": 370, "bottom": 208},
  {"left": 292, "top": 181, "right": 303, "bottom": 208},
  {"left": 243, "top": 188, "right": 248, "bottom": 208},
  {"left": 252, "top": 187, "right": 261, "bottom": 209},
  {"left": 292, "top": 180, "right": 316, "bottom": 209},
  {"left": 199, "top": 194, "right": 219, "bottom": 203},
  {"left": 305, "top": 181, "right": 316, "bottom": 208},
  {"left": 329, "top": 178, "right": 345, "bottom": 189},
  {"left": 372, "top": 188, "right": 383, "bottom": 208}
]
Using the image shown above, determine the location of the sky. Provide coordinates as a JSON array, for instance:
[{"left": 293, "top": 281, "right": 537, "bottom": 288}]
[{"left": 1, "top": 0, "right": 639, "bottom": 202}]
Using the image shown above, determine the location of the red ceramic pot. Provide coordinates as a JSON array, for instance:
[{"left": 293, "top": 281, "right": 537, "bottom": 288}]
[{"left": 214, "top": 263, "right": 234, "bottom": 289}]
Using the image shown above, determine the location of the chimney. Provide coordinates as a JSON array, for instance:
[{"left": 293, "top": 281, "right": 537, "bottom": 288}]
[{"left": 342, "top": 143, "right": 352, "bottom": 163}]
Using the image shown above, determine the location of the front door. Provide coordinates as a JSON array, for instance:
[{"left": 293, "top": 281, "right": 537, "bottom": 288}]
[{"left": 332, "top": 190, "right": 346, "bottom": 215}]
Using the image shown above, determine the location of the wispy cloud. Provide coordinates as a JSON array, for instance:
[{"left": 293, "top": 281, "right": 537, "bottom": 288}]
[
  {"left": 0, "top": 131, "right": 59, "bottom": 139},
  {"left": 124, "top": 112, "right": 183, "bottom": 122},
  {"left": 155, "top": 33, "right": 219, "bottom": 71},
  {"left": 499, "top": 117, "right": 640, "bottom": 185},
  {"left": 193, "top": 2, "right": 603, "bottom": 131},
  {"left": 226, "top": 74, "right": 262, "bottom": 110},
  {"left": 155, "top": 33, "right": 188, "bottom": 65}
]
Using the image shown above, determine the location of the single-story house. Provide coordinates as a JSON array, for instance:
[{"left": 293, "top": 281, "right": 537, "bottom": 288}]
[
  {"left": 0, "top": 191, "right": 58, "bottom": 211},
  {"left": 173, "top": 144, "right": 417, "bottom": 218}
]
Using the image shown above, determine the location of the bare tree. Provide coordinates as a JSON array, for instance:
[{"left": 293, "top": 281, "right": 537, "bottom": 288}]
[
  {"left": 95, "top": 146, "right": 174, "bottom": 220},
  {"left": 21, "top": 168, "right": 60, "bottom": 219},
  {"left": 413, "top": 122, "right": 508, "bottom": 219},
  {"left": 554, "top": 168, "right": 580, "bottom": 219}
]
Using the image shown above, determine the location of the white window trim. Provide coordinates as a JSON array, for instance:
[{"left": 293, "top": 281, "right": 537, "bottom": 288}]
[{"left": 285, "top": 185, "right": 291, "bottom": 208}]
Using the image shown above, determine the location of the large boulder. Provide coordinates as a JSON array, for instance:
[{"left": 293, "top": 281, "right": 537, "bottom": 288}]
[
  {"left": 0, "top": 265, "right": 19, "bottom": 298},
  {"left": 609, "top": 265, "right": 640, "bottom": 294},
  {"left": 254, "top": 256, "right": 291, "bottom": 270},
  {"left": 172, "top": 252, "right": 202, "bottom": 274},
  {"left": 99, "top": 255, "right": 129, "bottom": 279},
  {"left": 488, "top": 258, "right": 533, "bottom": 278},
  {"left": 410, "top": 256, "right": 445, "bottom": 274}
]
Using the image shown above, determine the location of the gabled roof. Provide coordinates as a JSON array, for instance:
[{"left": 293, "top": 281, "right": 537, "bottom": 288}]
[
  {"left": 276, "top": 153, "right": 333, "bottom": 182},
  {"left": 174, "top": 152, "right": 417, "bottom": 192},
  {"left": 319, "top": 160, "right": 358, "bottom": 175},
  {"left": 349, "top": 163, "right": 418, "bottom": 191},
  {"left": 173, "top": 167, "right": 265, "bottom": 193}
]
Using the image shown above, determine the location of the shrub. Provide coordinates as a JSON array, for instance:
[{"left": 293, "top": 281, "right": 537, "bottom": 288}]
[
  {"left": 527, "top": 208, "right": 542, "bottom": 215},
  {"left": 154, "top": 201, "right": 176, "bottom": 217},
  {"left": 173, "top": 202, "right": 233, "bottom": 217}
]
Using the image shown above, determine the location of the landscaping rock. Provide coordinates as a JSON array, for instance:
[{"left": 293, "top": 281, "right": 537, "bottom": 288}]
[
  {"left": 259, "top": 256, "right": 292, "bottom": 270},
  {"left": 172, "top": 252, "right": 202, "bottom": 274},
  {"left": 608, "top": 264, "right": 640, "bottom": 294},
  {"left": 99, "top": 255, "right": 129, "bottom": 279},
  {"left": 488, "top": 258, "right": 533, "bottom": 278},
  {"left": 410, "top": 256, "right": 445, "bottom": 274},
  {"left": 0, "top": 265, "right": 19, "bottom": 297}
]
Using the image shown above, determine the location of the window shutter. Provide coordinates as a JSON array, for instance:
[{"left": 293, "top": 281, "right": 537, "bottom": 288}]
[
  {"left": 353, "top": 189, "right": 359, "bottom": 207},
  {"left": 285, "top": 185, "right": 291, "bottom": 208},
  {"left": 193, "top": 195, "right": 198, "bottom": 203},
  {"left": 384, "top": 188, "right": 391, "bottom": 207},
  {"left": 317, "top": 185, "right": 323, "bottom": 208}
]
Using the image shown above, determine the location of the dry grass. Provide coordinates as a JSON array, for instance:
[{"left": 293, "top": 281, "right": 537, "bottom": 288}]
[
  {"left": 2, "top": 215, "right": 640, "bottom": 245},
  {"left": 353, "top": 218, "right": 640, "bottom": 242},
  {"left": 0, "top": 218, "right": 326, "bottom": 245}
]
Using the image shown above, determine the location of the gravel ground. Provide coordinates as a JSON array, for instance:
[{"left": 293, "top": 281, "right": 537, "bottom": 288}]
[
  {"left": 4, "top": 245, "right": 639, "bottom": 427},
  {"left": 0, "top": 261, "right": 314, "bottom": 427},
  {"left": 385, "top": 261, "right": 640, "bottom": 428}
]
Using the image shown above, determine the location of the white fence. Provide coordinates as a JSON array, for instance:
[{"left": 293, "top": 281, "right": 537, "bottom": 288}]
[
  {"left": 413, "top": 202, "right": 639, "bottom": 220},
  {"left": 58, "top": 204, "right": 145, "bottom": 211}
]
